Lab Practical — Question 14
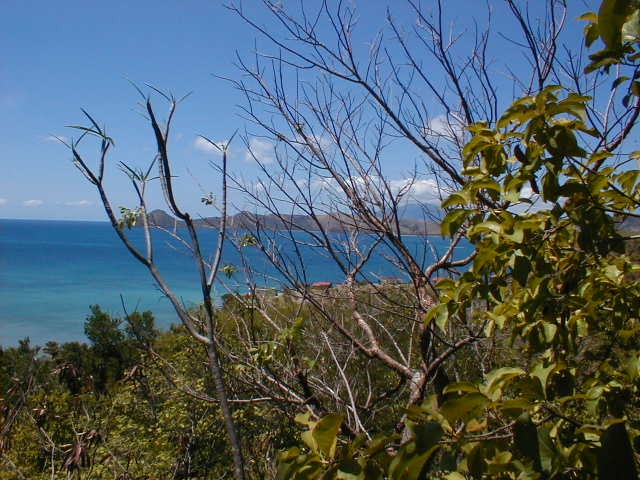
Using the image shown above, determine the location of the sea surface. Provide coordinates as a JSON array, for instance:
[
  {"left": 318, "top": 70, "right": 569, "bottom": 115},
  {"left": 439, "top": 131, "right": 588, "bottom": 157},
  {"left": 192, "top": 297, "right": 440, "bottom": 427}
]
[{"left": 0, "top": 219, "right": 471, "bottom": 346}]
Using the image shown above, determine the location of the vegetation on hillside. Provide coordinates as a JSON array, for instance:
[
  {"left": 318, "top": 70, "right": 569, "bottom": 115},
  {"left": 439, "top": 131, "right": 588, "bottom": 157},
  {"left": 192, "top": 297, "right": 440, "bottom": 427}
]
[
  {"left": 0, "top": 307, "right": 297, "bottom": 478},
  {"left": 4, "top": 0, "right": 640, "bottom": 478}
]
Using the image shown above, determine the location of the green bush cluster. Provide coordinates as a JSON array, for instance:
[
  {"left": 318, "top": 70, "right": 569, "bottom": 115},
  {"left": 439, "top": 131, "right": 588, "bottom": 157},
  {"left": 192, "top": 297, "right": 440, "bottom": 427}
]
[{"left": 0, "top": 308, "right": 295, "bottom": 479}]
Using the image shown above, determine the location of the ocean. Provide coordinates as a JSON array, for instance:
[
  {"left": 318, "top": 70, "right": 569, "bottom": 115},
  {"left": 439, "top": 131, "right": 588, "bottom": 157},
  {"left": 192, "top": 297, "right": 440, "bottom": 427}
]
[{"left": 0, "top": 219, "right": 470, "bottom": 346}]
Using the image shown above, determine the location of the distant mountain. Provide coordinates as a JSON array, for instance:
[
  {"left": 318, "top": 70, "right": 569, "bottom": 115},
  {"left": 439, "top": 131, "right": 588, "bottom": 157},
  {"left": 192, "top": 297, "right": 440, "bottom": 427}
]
[
  {"left": 146, "top": 209, "right": 179, "bottom": 228},
  {"left": 397, "top": 202, "right": 443, "bottom": 221},
  {"left": 143, "top": 204, "right": 637, "bottom": 236},
  {"left": 142, "top": 209, "right": 441, "bottom": 235}
]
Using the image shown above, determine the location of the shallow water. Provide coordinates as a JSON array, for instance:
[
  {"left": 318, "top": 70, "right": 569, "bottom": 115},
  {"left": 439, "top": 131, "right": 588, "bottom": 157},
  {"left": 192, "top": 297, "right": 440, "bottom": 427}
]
[{"left": 0, "top": 219, "right": 469, "bottom": 346}]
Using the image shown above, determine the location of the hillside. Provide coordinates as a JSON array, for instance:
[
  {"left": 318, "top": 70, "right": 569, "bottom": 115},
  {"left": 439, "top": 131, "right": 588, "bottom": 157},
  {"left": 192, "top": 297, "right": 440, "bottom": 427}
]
[{"left": 143, "top": 208, "right": 441, "bottom": 235}]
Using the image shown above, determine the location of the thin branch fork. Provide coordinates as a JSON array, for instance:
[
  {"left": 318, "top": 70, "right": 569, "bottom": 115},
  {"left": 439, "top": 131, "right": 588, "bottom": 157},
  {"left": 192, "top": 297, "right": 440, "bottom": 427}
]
[{"left": 68, "top": 95, "right": 248, "bottom": 480}]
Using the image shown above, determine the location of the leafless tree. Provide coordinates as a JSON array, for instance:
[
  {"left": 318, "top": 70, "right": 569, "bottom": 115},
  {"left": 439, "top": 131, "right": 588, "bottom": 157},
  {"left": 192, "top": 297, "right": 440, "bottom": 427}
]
[
  {"left": 66, "top": 0, "right": 640, "bottom": 474},
  {"left": 218, "top": 0, "right": 573, "bottom": 428},
  {"left": 64, "top": 94, "right": 248, "bottom": 479}
]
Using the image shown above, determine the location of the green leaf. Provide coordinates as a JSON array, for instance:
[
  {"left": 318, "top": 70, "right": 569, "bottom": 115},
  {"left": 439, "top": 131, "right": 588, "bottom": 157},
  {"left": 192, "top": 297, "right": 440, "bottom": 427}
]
[
  {"left": 442, "top": 191, "right": 471, "bottom": 209},
  {"left": 579, "top": 12, "right": 599, "bottom": 22},
  {"left": 513, "top": 413, "right": 542, "bottom": 471},
  {"left": 413, "top": 422, "right": 444, "bottom": 453},
  {"left": 590, "top": 151, "right": 613, "bottom": 166},
  {"left": 597, "top": 422, "right": 638, "bottom": 479},
  {"left": 295, "top": 411, "right": 313, "bottom": 427},
  {"left": 468, "top": 220, "right": 502, "bottom": 237},
  {"left": 336, "top": 459, "right": 364, "bottom": 480},
  {"left": 586, "top": 52, "right": 622, "bottom": 74},
  {"left": 441, "top": 209, "right": 472, "bottom": 237},
  {"left": 311, "top": 414, "right": 343, "bottom": 460},
  {"left": 585, "top": 22, "right": 601, "bottom": 47},
  {"left": 443, "top": 382, "right": 480, "bottom": 395},
  {"left": 118, "top": 206, "right": 141, "bottom": 229},
  {"left": 470, "top": 177, "right": 501, "bottom": 193},
  {"left": 542, "top": 172, "right": 559, "bottom": 201},
  {"left": 485, "top": 450, "right": 513, "bottom": 475},
  {"left": 622, "top": 8, "right": 640, "bottom": 42},
  {"left": 276, "top": 447, "right": 325, "bottom": 480},
  {"left": 388, "top": 422, "right": 442, "bottom": 480},
  {"left": 538, "top": 426, "right": 557, "bottom": 472},
  {"left": 221, "top": 264, "right": 238, "bottom": 278},
  {"left": 598, "top": 0, "right": 636, "bottom": 48},
  {"left": 531, "top": 362, "right": 557, "bottom": 399},
  {"left": 425, "top": 303, "right": 449, "bottom": 331},
  {"left": 444, "top": 474, "right": 466, "bottom": 480},
  {"left": 547, "top": 125, "right": 585, "bottom": 157},
  {"left": 612, "top": 75, "right": 630, "bottom": 89},
  {"left": 440, "top": 393, "right": 488, "bottom": 424},
  {"left": 616, "top": 169, "right": 640, "bottom": 192},
  {"left": 239, "top": 233, "right": 258, "bottom": 247},
  {"left": 483, "top": 367, "right": 525, "bottom": 401},
  {"left": 511, "top": 253, "right": 531, "bottom": 286}
]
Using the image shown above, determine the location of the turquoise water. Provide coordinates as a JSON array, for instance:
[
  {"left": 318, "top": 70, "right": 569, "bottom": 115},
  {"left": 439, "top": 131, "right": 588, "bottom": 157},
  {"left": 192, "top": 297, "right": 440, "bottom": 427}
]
[{"left": 0, "top": 219, "right": 469, "bottom": 346}]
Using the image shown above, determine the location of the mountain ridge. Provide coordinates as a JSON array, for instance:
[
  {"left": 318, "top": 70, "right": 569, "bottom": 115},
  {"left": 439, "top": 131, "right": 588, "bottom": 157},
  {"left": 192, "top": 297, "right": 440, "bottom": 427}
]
[{"left": 142, "top": 207, "right": 442, "bottom": 235}]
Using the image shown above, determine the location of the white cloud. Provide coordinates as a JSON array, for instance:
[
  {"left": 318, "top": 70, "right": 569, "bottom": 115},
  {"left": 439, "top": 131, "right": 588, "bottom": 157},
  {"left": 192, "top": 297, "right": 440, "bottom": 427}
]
[
  {"left": 44, "top": 135, "right": 68, "bottom": 144},
  {"left": 426, "top": 115, "right": 449, "bottom": 136},
  {"left": 309, "top": 175, "right": 442, "bottom": 204},
  {"left": 389, "top": 178, "right": 442, "bottom": 203},
  {"left": 423, "top": 113, "right": 466, "bottom": 142},
  {"left": 65, "top": 200, "right": 92, "bottom": 207},
  {"left": 193, "top": 137, "right": 227, "bottom": 155},
  {"left": 0, "top": 198, "right": 7, "bottom": 206},
  {"left": 23, "top": 199, "right": 44, "bottom": 207},
  {"left": 294, "top": 133, "right": 334, "bottom": 153},
  {"left": 245, "top": 138, "right": 275, "bottom": 164},
  {"left": 310, "top": 176, "right": 339, "bottom": 192}
]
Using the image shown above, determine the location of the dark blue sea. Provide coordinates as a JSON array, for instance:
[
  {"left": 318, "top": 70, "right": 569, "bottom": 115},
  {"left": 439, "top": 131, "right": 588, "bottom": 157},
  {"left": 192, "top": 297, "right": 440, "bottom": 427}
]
[{"left": 0, "top": 219, "right": 470, "bottom": 346}]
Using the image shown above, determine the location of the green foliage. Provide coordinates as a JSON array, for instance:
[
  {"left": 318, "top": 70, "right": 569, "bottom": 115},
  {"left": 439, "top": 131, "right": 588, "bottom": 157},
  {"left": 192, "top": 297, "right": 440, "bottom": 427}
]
[
  {"left": 0, "top": 307, "right": 301, "bottom": 479},
  {"left": 583, "top": 0, "right": 640, "bottom": 106},
  {"left": 117, "top": 206, "right": 141, "bottom": 229},
  {"left": 276, "top": 2, "right": 640, "bottom": 478},
  {"left": 222, "top": 263, "right": 238, "bottom": 278},
  {"left": 239, "top": 233, "right": 258, "bottom": 247}
]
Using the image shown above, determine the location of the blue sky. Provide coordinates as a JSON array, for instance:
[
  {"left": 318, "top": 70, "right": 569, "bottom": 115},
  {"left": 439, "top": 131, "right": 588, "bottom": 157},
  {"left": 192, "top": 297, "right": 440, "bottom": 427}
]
[{"left": 1, "top": 0, "right": 597, "bottom": 220}]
